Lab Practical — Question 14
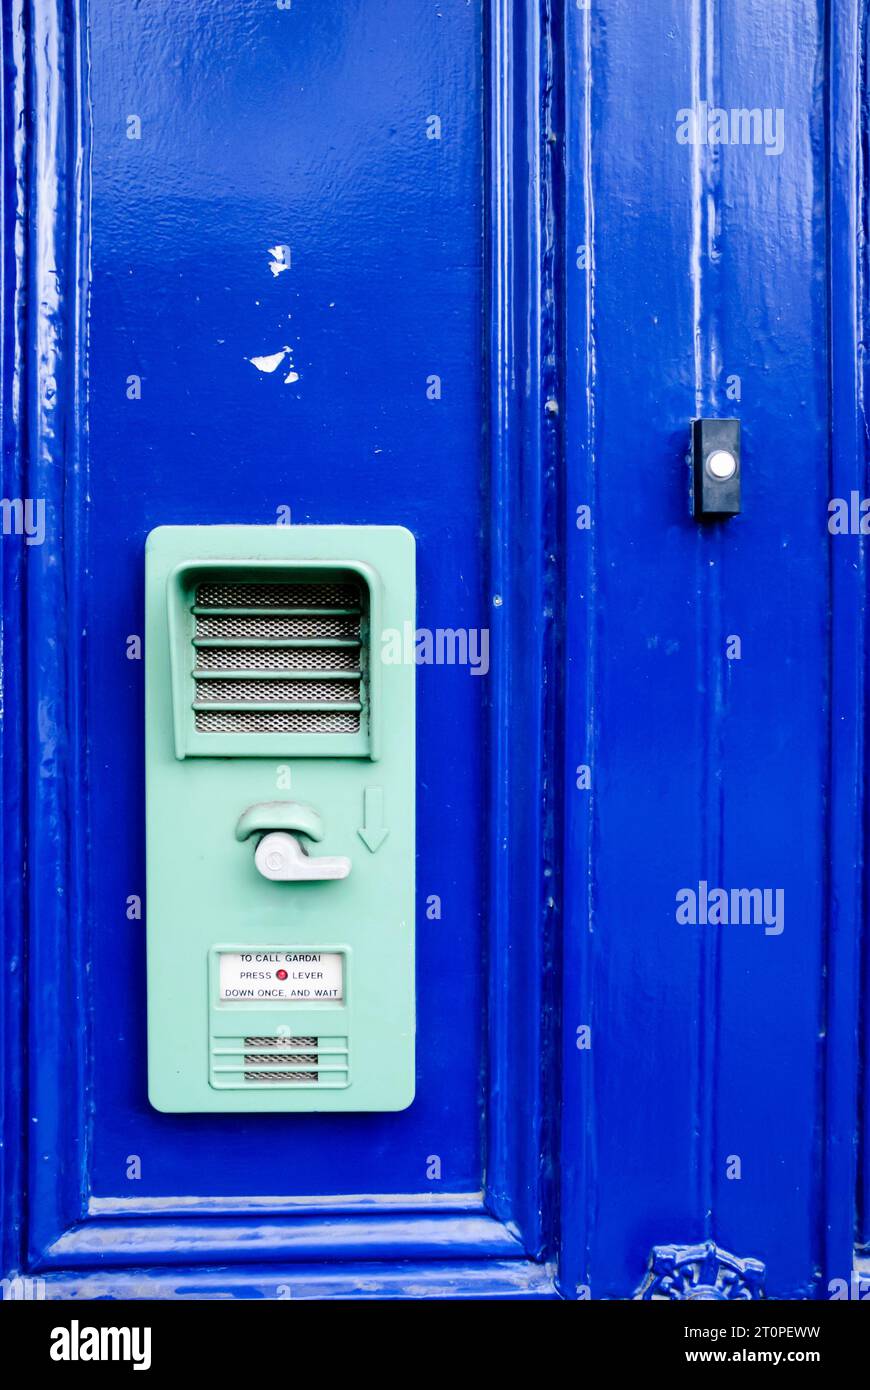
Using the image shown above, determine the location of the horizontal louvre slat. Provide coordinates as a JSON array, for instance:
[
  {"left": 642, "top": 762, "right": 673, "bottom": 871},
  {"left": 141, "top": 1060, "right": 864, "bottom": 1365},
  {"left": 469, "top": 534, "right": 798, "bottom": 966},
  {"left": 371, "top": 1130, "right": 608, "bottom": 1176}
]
[
  {"left": 192, "top": 605, "right": 361, "bottom": 618},
  {"left": 192, "top": 701, "right": 361, "bottom": 713},
  {"left": 192, "top": 637, "right": 361, "bottom": 649},
  {"left": 212, "top": 1062, "right": 349, "bottom": 1074},
  {"left": 192, "top": 669, "right": 361, "bottom": 681},
  {"left": 211, "top": 1045, "right": 346, "bottom": 1050}
]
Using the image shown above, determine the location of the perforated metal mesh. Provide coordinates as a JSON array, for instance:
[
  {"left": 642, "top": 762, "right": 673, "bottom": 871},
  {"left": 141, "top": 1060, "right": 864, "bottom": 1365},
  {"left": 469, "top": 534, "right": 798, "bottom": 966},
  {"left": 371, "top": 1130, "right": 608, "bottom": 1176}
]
[
  {"left": 245, "top": 1053, "right": 316, "bottom": 1065},
  {"left": 195, "top": 708, "right": 360, "bottom": 733},
  {"left": 195, "top": 678, "right": 359, "bottom": 703},
  {"left": 211, "top": 1036, "right": 348, "bottom": 1089},
  {"left": 194, "top": 646, "right": 359, "bottom": 672},
  {"left": 197, "top": 581, "right": 359, "bottom": 608},
  {"left": 195, "top": 613, "right": 359, "bottom": 640},
  {"left": 243, "top": 1035, "right": 319, "bottom": 1084},
  {"left": 241, "top": 1073, "right": 316, "bottom": 1084},
  {"left": 244, "top": 1070, "right": 318, "bottom": 1082},
  {"left": 244, "top": 1036, "right": 317, "bottom": 1048},
  {"left": 191, "top": 575, "right": 365, "bottom": 734}
]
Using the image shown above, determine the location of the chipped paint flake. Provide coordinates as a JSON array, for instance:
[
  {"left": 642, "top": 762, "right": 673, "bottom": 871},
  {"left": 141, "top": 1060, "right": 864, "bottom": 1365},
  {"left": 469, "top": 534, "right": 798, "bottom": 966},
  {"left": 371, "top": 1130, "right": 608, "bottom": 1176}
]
[
  {"left": 268, "top": 245, "right": 291, "bottom": 276},
  {"left": 248, "top": 346, "right": 290, "bottom": 374}
]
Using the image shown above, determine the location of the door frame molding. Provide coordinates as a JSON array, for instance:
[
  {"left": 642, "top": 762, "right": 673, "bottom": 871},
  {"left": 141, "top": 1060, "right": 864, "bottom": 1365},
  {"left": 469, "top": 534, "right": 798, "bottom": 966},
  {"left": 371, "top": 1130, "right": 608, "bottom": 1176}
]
[{"left": 823, "top": 0, "right": 867, "bottom": 1286}]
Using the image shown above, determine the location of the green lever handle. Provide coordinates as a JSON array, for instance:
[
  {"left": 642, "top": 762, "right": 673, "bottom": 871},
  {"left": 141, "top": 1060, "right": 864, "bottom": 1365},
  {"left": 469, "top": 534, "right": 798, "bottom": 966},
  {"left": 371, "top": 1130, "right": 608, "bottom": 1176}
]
[{"left": 234, "top": 801, "right": 324, "bottom": 844}]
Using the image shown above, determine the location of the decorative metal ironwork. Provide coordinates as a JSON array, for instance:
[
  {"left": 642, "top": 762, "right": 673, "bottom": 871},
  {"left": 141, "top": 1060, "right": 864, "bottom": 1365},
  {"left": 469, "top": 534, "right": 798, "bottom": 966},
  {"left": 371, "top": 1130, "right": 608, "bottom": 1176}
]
[{"left": 636, "top": 1241, "right": 766, "bottom": 1301}]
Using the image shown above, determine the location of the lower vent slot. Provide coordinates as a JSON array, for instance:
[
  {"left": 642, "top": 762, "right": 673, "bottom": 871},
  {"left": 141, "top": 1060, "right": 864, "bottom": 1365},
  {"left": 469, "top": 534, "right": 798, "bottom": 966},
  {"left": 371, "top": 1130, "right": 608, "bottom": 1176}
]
[
  {"left": 195, "top": 708, "right": 360, "bottom": 733},
  {"left": 245, "top": 1070, "right": 318, "bottom": 1083}
]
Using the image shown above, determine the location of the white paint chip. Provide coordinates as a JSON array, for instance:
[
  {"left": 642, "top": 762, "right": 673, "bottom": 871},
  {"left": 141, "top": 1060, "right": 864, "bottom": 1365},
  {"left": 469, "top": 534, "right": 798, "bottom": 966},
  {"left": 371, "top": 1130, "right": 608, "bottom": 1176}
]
[
  {"left": 268, "top": 245, "right": 291, "bottom": 276},
  {"left": 284, "top": 370, "right": 300, "bottom": 385},
  {"left": 249, "top": 346, "right": 290, "bottom": 374}
]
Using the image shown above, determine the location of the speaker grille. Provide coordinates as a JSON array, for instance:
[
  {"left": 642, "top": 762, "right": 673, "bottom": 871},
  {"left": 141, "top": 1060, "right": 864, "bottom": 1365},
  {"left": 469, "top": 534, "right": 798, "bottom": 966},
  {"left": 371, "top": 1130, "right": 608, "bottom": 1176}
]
[
  {"left": 210, "top": 1035, "right": 350, "bottom": 1089},
  {"left": 192, "top": 578, "right": 364, "bottom": 734},
  {"left": 243, "top": 1036, "right": 319, "bottom": 1083}
]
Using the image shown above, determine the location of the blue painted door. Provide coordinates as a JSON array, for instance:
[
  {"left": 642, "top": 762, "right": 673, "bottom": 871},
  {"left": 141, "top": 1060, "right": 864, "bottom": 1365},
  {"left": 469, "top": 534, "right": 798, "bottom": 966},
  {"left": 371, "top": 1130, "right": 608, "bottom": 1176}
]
[{"left": 0, "top": 0, "right": 865, "bottom": 1300}]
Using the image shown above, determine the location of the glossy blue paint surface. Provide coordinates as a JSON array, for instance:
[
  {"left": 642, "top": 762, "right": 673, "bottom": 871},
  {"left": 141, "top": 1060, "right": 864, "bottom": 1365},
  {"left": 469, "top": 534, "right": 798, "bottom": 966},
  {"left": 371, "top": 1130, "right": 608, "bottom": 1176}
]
[
  {"left": 557, "top": 0, "right": 865, "bottom": 1299},
  {"left": 86, "top": 0, "right": 485, "bottom": 1198},
  {"left": 1, "top": 0, "right": 865, "bottom": 1299}
]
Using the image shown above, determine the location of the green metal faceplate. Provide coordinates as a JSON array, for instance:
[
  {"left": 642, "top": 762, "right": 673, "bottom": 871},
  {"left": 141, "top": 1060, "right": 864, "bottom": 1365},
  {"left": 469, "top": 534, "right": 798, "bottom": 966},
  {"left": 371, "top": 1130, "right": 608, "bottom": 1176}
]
[{"left": 145, "top": 525, "right": 415, "bottom": 1112}]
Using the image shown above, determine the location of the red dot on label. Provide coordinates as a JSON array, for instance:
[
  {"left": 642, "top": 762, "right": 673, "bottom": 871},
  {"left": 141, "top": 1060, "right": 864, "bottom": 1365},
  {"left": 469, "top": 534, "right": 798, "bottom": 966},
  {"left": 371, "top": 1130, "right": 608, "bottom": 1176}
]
[{"left": 276, "top": 969, "right": 288, "bottom": 980}]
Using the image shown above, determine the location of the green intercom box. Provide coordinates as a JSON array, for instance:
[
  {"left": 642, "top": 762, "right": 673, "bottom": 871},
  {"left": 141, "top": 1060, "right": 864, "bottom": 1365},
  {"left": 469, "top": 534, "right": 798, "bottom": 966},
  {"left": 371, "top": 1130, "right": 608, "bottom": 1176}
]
[{"left": 145, "top": 525, "right": 415, "bottom": 1112}]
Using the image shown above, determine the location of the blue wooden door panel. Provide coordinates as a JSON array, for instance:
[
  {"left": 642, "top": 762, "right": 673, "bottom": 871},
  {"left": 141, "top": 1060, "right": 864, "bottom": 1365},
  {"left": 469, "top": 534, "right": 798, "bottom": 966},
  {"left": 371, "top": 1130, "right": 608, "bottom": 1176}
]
[
  {"left": 557, "top": 0, "right": 864, "bottom": 1299},
  {"left": 1, "top": 0, "right": 865, "bottom": 1300},
  {"left": 86, "top": 0, "right": 485, "bottom": 1201},
  {"left": 2, "top": 0, "right": 559, "bottom": 1296}
]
